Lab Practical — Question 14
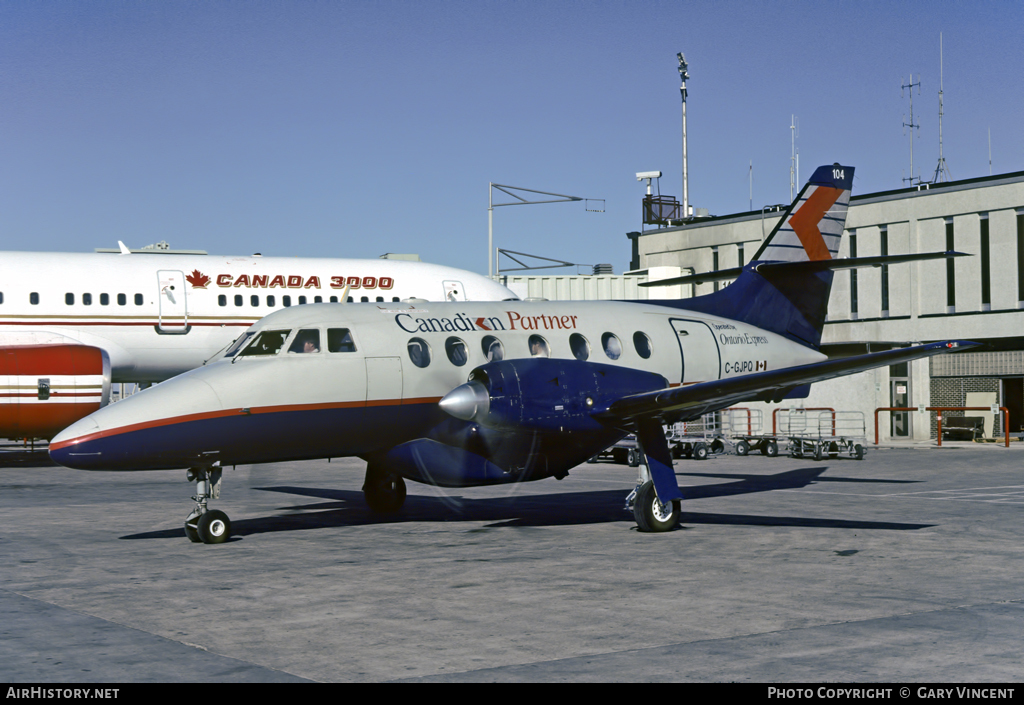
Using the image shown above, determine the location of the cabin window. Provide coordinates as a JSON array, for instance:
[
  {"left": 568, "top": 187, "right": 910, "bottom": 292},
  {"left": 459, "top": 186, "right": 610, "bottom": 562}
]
[
  {"left": 602, "top": 333, "right": 622, "bottom": 360},
  {"left": 267, "top": 295, "right": 275, "bottom": 307},
  {"left": 134, "top": 294, "right": 143, "bottom": 305},
  {"left": 251, "top": 295, "right": 259, "bottom": 307},
  {"left": 392, "top": 297, "right": 400, "bottom": 302},
  {"left": 528, "top": 334, "right": 549, "bottom": 358},
  {"left": 633, "top": 332, "right": 652, "bottom": 359},
  {"left": 283, "top": 295, "right": 292, "bottom": 307},
  {"left": 30, "top": 292, "right": 39, "bottom": 305},
  {"left": 219, "top": 295, "right": 227, "bottom": 306},
  {"left": 376, "top": 296, "right": 384, "bottom": 302},
  {"left": 569, "top": 333, "right": 590, "bottom": 361},
  {"left": 65, "top": 293, "right": 74, "bottom": 305},
  {"left": 329, "top": 296, "right": 338, "bottom": 303},
  {"left": 445, "top": 337, "right": 468, "bottom": 366},
  {"left": 118, "top": 293, "right": 127, "bottom": 306},
  {"left": 82, "top": 293, "right": 92, "bottom": 306},
  {"left": 0, "top": 293, "right": 3, "bottom": 304},
  {"left": 298, "top": 296, "right": 307, "bottom": 305},
  {"left": 347, "top": 296, "right": 354, "bottom": 303},
  {"left": 408, "top": 337, "right": 431, "bottom": 368},
  {"left": 224, "top": 331, "right": 256, "bottom": 358},
  {"left": 288, "top": 329, "right": 321, "bottom": 354},
  {"left": 360, "top": 296, "right": 368, "bottom": 302},
  {"left": 481, "top": 335, "right": 504, "bottom": 361},
  {"left": 327, "top": 328, "right": 356, "bottom": 352},
  {"left": 314, "top": 296, "right": 323, "bottom": 303},
  {"left": 238, "top": 329, "right": 291, "bottom": 357},
  {"left": 234, "top": 295, "right": 243, "bottom": 307},
  {"left": 100, "top": 293, "right": 109, "bottom": 306}
]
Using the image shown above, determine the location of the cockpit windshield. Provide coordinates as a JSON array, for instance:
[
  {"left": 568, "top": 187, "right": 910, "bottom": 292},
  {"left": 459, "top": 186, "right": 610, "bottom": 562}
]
[
  {"left": 237, "top": 329, "right": 291, "bottom": 357},
  {"left": 224, "top": 331, "right": 256, "bottom": 358}
]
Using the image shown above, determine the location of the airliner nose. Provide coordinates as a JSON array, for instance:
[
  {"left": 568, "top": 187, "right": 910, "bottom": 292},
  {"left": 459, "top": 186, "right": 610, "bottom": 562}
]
[{"left": 49, "top": 416, "right": 101, "bottom": 469}]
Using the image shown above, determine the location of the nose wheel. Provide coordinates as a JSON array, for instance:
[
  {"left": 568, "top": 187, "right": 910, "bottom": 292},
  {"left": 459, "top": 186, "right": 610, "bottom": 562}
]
[{"left": 184, "top": 466, "right": 232, "bottom": 544}]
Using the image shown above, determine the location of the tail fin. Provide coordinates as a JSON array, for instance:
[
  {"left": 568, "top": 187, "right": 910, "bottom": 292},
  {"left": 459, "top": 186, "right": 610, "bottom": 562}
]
[
  {"left": 659, "top": 164, "right": 855, "bottom": 349},
  {"left": 750, "top": 164, "right": 854, "bottom": 263}
]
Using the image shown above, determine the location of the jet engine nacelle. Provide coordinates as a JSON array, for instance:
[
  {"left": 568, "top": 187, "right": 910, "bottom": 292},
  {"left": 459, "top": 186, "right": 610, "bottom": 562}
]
[
  {"left": 0, "top": 345, "right": 112, "bottom": 440},
  {"left": 440, "top": 357, "right": 668, "bottom": 433}
]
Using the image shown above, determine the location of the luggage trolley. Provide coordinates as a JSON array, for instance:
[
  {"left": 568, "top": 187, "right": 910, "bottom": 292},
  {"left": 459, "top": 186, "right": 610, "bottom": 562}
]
[
  {"left": 787, "top": 410, "right": 866, "bottom": 461},
  {"left": 720, "top": 407, "right": 780, "bottom": 457},
  {"left": 666, "top": 414, "right": 728, "bottom": 460}
]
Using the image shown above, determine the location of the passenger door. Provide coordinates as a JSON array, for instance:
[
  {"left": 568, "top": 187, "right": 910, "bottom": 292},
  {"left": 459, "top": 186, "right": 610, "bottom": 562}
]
[
  {"left": 669, "top": 319, "right": 721, "bottom": 384},
  {"left": 157, "top": 270, "right": 189, "bottom": 334}
]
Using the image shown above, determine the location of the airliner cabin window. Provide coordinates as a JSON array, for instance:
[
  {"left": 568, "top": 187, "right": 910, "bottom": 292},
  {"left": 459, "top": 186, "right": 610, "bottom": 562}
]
[
  {"left": 65, "top": 293, "right": 74, "bottom": 305},
  {"left": 234, "top": 295, "right": 243, "bottom": 307},
  {"left": 408, "top": 338, "right": 431, "bottom": 368},
  {"left": 360, "top": 296, "right": 368, "bottom": 302},
  {"left": 481, "top": 335, "right": 504, "bottom": 361},
  {"left": 118, "top": 294, "right": 127, "bottom": 305},
  {"left": 83, "top": 293, "right": 92, "bottom": 306},
  {"left": 250, "top": 295, "right": 259, "bottom": 307},
  {"left": 327, "top": 329, "right": 356, "bottom": 353},
  {"left": 100, "top": 294, "right": 109, "bottom": 305},
  {"left": 267, "top": 295, "right": 275, "bottom": 307},
  {"left": 238, "top": 330, "right": 291, "bottom": 357},
  {"left": 633, "top": 332, "right": 653, "bottom": 359},
  {"left": 218, "top": 295, "right": 227, "bottom": 306},
  {"left": 569, "top": 333, "right": 590, "bottom": 361},
  {"left": 283, "top": 296, "right": 292, "bottom": 307},
  {"left": 314, "top": 296, "right": 323, "bottom": 303},
  {"left": 528, "top": 335, "right": 550, "bottom": 357},
  {"left": 298, "top": 296, "right": 307, "bottom": 305},
  {"left": 602, "top": 333, "right": 622, "bottom": 360},
  {"left": 224, "top": 331, "right": 256, "bottom": 358},
  {"left": 134, "top": 294, "right": 143, "bottom": 305},
  {"left": 0, "top": 293, "right": 4, "bottom": 304},
  {"left": 30, "top": 293, "right": 39, "bottom": 305},
  {"left": 329, "top": 296, "right": 338, "bottom": 303},
  {"left": 288, "top": 329, "right": 321, "bottom": 354},
  {"left": 445, "top": 337, "right": 468, "bottom": 366}
]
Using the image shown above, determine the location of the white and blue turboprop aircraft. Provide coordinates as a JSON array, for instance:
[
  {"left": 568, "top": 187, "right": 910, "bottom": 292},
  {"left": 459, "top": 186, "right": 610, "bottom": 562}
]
[{"left": 50, "top": 165, "right": 977, "bottom": 541}]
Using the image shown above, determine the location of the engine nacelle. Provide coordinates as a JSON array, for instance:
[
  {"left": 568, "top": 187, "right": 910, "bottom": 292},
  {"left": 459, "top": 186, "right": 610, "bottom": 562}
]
[
  {"left": 0, "top": 345, "right": 112, "bottom": 440},
  {"left": 439, "top": 358, "right": 668, "bottom": 433}
]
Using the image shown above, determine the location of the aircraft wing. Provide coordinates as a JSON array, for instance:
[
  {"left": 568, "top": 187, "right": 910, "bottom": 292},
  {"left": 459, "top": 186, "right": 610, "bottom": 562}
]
[{"left": 596, "top": 340, "right": 980, "bottom": 426}]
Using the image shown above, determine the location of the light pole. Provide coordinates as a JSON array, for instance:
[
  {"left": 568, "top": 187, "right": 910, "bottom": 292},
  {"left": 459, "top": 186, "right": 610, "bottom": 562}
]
[
  {"left": 487, "top": 183, "right": 601, "bottom": 279},
  {"left": 678, "top": 52, "right": 689, "bottom": 219}
]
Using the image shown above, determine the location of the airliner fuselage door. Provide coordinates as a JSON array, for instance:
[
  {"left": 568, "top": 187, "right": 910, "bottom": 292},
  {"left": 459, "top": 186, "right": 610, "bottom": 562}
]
[
  {"left": 157, "top": 270, "right": 188, "bottom": 333},
  {"left": 669, "top": 319, "right": 721, "bottom": 385},
  {"left": 443, "top": 280, "right": 465, "bottom": 301}
]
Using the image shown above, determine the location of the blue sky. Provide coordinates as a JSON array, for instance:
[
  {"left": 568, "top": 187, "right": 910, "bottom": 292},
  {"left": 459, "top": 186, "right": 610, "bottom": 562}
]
[{"left": 1, "top": 1, "right": 1021, "bottom": 275}]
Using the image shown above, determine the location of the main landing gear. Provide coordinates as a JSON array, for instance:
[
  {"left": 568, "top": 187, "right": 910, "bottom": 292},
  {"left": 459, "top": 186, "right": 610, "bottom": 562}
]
[
  {"left": 184, "top": 466, "right": 232, "bottom": 544},
  {"left": 362, "top": 463, "right": 407, "bottom": 514},
  {"left": 625, "top": 462, "right": 681, "bottom": 533}
]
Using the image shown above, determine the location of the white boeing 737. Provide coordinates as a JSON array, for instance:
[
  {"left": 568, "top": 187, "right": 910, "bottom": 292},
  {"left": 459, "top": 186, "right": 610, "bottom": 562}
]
[{"left": 0, "top": 247, "right": 516, "bottom": 439}]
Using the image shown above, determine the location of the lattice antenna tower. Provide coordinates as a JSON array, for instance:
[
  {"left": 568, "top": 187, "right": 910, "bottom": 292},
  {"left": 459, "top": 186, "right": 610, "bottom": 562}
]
[
  {"left": 931, "top": 34, "right": 952, "bottom": 183},
  {"left": 902, "top": 73, "right": 922, "bottom": 186}
]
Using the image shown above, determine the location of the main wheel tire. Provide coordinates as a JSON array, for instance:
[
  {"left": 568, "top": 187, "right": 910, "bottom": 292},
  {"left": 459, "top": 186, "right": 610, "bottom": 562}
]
[
  {"left": 184, "top": 520, "right": 201, "bottom": 543},
  {"left": 765, "top": 441, "right": 779, "bottom": 458},
  {"left": 632, "top": 481, "right": 680, "bottom": 532},
  {"left": 197, "top": 510, "right": 231, "bottom": 544},
  {"left": 693, "top": 443, "right": 708, "bottom": 460},
  {"left": 735, "top": 440, "right": 750, "bottom": 456},
  {"left": 627, "top": 448, "right": 641, "bottom": 467},
  {"left": 854, "top": 444, "right": 865, "bottom": 461},
  {"left": 364, "top": 472, "right": 407, "bottom": 513}
]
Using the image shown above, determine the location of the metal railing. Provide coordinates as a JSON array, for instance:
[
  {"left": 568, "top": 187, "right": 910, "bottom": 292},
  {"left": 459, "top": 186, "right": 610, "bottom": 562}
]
[{"left": 874, "top": 406, "right": 1010, "bottom": 447}]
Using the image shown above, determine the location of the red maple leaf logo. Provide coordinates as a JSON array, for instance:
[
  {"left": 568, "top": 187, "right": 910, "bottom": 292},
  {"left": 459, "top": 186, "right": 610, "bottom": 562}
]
[{"left": 186, "top": 270, "right": 211, "bottom": 289}]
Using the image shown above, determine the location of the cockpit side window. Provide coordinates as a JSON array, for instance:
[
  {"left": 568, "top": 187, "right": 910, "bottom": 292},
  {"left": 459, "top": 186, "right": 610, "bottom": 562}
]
[
  {"left": 238, "top": 329, "right": 291, "bottom": 357},
  {"left": 288, "top": 329, "right": 321, "bottom": 354},
  {"left": 224, "top": 331, "right": 256, "bottom": 358},
  {"left": 327, "top": 328, "right": 357, "bottom": 353}
]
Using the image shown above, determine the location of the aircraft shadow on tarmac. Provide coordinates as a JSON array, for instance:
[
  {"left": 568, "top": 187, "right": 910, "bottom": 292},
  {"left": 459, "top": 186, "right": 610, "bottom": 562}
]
[{"left": 120, "top": 465, "right": 933, "bottom": 540}]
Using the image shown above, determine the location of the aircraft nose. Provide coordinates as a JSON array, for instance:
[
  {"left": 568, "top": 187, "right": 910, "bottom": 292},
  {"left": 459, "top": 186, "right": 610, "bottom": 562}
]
[{"left": 49, "top": 416, "right": 101, "bottom": 468}]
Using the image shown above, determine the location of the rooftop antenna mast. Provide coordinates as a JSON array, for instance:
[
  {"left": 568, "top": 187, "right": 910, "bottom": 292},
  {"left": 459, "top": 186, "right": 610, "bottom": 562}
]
[
  {"left": 932, "top": 33, "right": 952, "bottom": 183},
  {"left": 789, "top": 115, "right": 799, "bottom": 201},
  {"left": 677, "top": 52, "right": 690, "bottom": 219},
  {"left": 902, "top": 73, "right": 922, "bottom": 186}
]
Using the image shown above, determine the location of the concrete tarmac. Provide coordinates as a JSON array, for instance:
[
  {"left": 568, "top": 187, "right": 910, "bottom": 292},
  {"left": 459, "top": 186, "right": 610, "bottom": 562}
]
[{"left": 1, "top": 445, "right": 1022, "bottom": 683}]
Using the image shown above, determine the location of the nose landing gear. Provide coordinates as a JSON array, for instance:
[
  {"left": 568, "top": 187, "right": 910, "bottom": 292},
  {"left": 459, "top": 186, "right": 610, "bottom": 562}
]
[{"left": 184, "top": 466, "right": 232, "bottom": 544}]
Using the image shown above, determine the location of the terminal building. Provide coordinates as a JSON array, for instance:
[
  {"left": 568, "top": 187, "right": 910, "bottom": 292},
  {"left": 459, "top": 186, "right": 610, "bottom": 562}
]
[{"left": 505, "top": 170, "right": 1024, "bottom": 443}]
